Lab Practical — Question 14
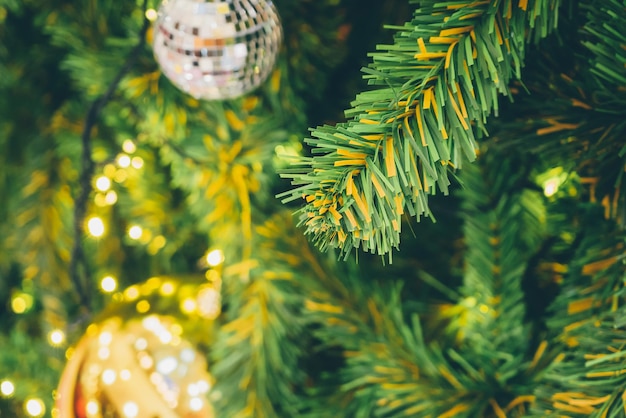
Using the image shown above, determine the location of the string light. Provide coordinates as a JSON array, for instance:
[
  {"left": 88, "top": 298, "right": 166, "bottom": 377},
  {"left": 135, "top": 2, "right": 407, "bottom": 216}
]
[
  {"left": 122, "top": 139, "right": 137, "bottom": 154},
  {"left": 24, "top": 398, "right": 45, "bottom": 417},
  {"left": 180, "top": 297, "right": 197, "bottom": 314},
  {"left": 136, "top": 300, "right": 151, "bottom": 313},
  {"left": 117, "top": 154, "right": 131, "bottom": 168},
  {"left": 103, "top": 164, "right": 116, "bottom": 177},
  {"left": 48, "top": 329, "right": 66, "bottom": 346},
  {"left": 113, "top": 169, "right": 128, "bottom": 183},
  {"left": 100, "top": 276, "right": 118, "bottom": 293},
  {"left": 11, "top": 294, "right": 29, "bottom": 314},
  {"left": 104, "top": 190, "right": 118, "bottom": 205},
  {"left": 94, "top": 194, "right": 107, "bottom": 207},
  {"left": 95, "top": 176, "right": 111, "bottom": 192},
  {"left": 543, "top": 177, "right": 561, "bottom": 197},
  {"left": 1, "top": 380, "right": 15, "bottom": 397},
  {"left": 205, "top": 249, "right": 225, "bottom": 267},
  {"left": 87, "top": 216, "right": 105, "bottom": 237},
  {"left": 128, "top": 225, "right": 143, "bottom": 240},
  {"left": 124, "top": 285, "right": 140, "bottom": 301},
  {"left": 145, "top": 8, "right": 158, "bottom": 21},
  {"left": 159, "top": 281, "right": 175, "bottom": 296},
  {"left": 131, "top": 156, "right": 144, "bottom": 169}
]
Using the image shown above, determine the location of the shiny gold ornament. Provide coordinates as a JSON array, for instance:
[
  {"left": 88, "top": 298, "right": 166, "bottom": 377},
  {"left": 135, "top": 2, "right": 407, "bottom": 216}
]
[{"left": 55, "top": 276, "right": 220, "bottom": 418}]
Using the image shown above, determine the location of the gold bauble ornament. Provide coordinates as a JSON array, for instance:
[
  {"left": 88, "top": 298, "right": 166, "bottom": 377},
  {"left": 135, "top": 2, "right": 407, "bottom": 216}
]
[{"left": 56, "top": 275, "right": 221, "bottom": 418}]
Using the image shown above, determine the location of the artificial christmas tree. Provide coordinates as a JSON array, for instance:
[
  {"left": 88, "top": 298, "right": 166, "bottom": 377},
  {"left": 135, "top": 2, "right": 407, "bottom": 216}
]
[{"left": 1, "top": 0, "right": 626, "bottom": 417}]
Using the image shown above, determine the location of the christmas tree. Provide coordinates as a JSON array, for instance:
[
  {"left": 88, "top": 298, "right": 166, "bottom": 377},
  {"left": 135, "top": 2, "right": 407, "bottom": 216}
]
[{"left": 1, "top": 0, "right": 626, "bottom": 417}]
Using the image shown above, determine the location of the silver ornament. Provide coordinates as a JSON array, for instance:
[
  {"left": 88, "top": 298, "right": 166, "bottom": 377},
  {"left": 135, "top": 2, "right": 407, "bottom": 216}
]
[{"left": 153, "top": 0, "right": 282, "bottom": 100}]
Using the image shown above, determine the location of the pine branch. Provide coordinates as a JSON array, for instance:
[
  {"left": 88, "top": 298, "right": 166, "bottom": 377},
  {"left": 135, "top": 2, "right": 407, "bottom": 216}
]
[
  {"left": 280, "top": 0, "right": 561, "bottom": 258},
  {"left": 580, "top": 0, "right": 626, "bottom": 94},
  {"left": 488, "top": 1, "right": 626, "bottom": 221},
  {"left": 69, "top": 0, "right": 150, "bottom": 310},
  {"left": 453, "top": 153, "right": 546, "bottom": 355},
  {"left": 303, "top": 273, "right": 541, "bottom": 417},
  {"left": 0, "top": 330, "right": 64, "bottom": 415},
  {"left": 210, "top": 212, "right": 315, "bottom": 418},
  {"left": 532, "top": 214, "right": 626, "bottom": 416}
]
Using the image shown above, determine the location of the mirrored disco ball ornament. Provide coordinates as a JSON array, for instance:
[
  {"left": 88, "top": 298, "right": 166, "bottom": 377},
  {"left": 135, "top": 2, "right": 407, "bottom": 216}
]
[{"left": 153, "top": 0, "right": 282, "bottom": 100}]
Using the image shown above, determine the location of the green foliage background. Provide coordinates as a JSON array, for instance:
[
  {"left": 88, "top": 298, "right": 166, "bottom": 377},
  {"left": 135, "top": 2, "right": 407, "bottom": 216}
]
[{"left": 1, "top": 0, "right": 626, "bottom": 417}]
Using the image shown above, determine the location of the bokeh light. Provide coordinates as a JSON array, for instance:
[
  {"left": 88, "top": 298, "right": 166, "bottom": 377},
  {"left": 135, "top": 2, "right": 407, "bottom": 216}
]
[
  {"left": 100, "top": 276, "right": 118, "bottom": 293},
  {"left": 0, "top": 380, "right": 15, "bottom": 397},
  {"left": 24, "top": 398, "right": 45, "bottom": 417},
  {"left": 87, "top": 217, "right": 105, "bottom": 237},
  {"left": 48, "top": 329, "right": 66, "bottom": 346},
  {"left": 205, "top": 249, "right": 225, "bottom": 267}
]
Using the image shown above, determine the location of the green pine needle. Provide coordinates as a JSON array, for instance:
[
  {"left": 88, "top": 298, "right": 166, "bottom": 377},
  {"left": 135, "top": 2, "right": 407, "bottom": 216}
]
[{"left": 280, "top": 0, "right": 561, "bottom": 258}]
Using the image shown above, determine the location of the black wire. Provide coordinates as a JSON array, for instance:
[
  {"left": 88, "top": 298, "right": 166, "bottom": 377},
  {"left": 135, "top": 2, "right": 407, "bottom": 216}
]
[{"left": 69, "top": 0, "right": 151, "bottom": 310}]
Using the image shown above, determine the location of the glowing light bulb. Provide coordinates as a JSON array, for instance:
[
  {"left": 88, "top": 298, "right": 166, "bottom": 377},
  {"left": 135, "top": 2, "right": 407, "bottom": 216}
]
[
  {"left": 48, "top": 329, "right": 65, "bottom": 346},
  {"left": 100, "top": 276, "right": 117, "bottom": 293},
  {"left": 128, "top": 225, "right": 143, "bottom": 240},
  {"left": 94, "top": 194, "right": 107, "bottom": 207},
  {"left": 122, "top": 402, "right": 139, "bottom": 418},
  {"left": 95, "top": 176, "right": 111, "bottom": 192},
  {"left": 205, "top": 249, "right": 225, "bottom": 267},
  {"left": 87, "top": 217, "right": 105, "bottom": 238},
  {"left": 543, "top": 177, "right": 560, "bottom": 197},
  {"left": 24, "top": 398, "right": 45, "bottom": 417},
  {"left": 11, "top": 295, "right": 27, "bottom": 314},
  {"left": 131, "top": 157, "right": 144, "bottom": 169},
  {"left": 124, "top": 285, "right": 140, "bottom": 301},
  {"left": 1, "top": 380, "right": 15, "bottom": 397},
  {"left": 145, "top": 8, "right": 158, "bottom": 21},
  {"left": 122, "top": 139, "right": 137, "bottom": 154},
  {"left": 159, "top": 281, "right": 175, "bottom": 296},
  {"left": 114, "top": 169, "right": 128, "bottom": 183},
  {"left": 180, "top": 297, "right": 197, "bottom": 314},
  {"left": 104, "top": 190, "right": 118, "bottom": 205},
  {"left": 117, "top": 154, "right": 131, "bottom": 168},
  {"left": 104, "top": 164, "right": 116, "bottom": 177},
  {"left": 136, "top": 300, "right": 150, "bottom": 313}
]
